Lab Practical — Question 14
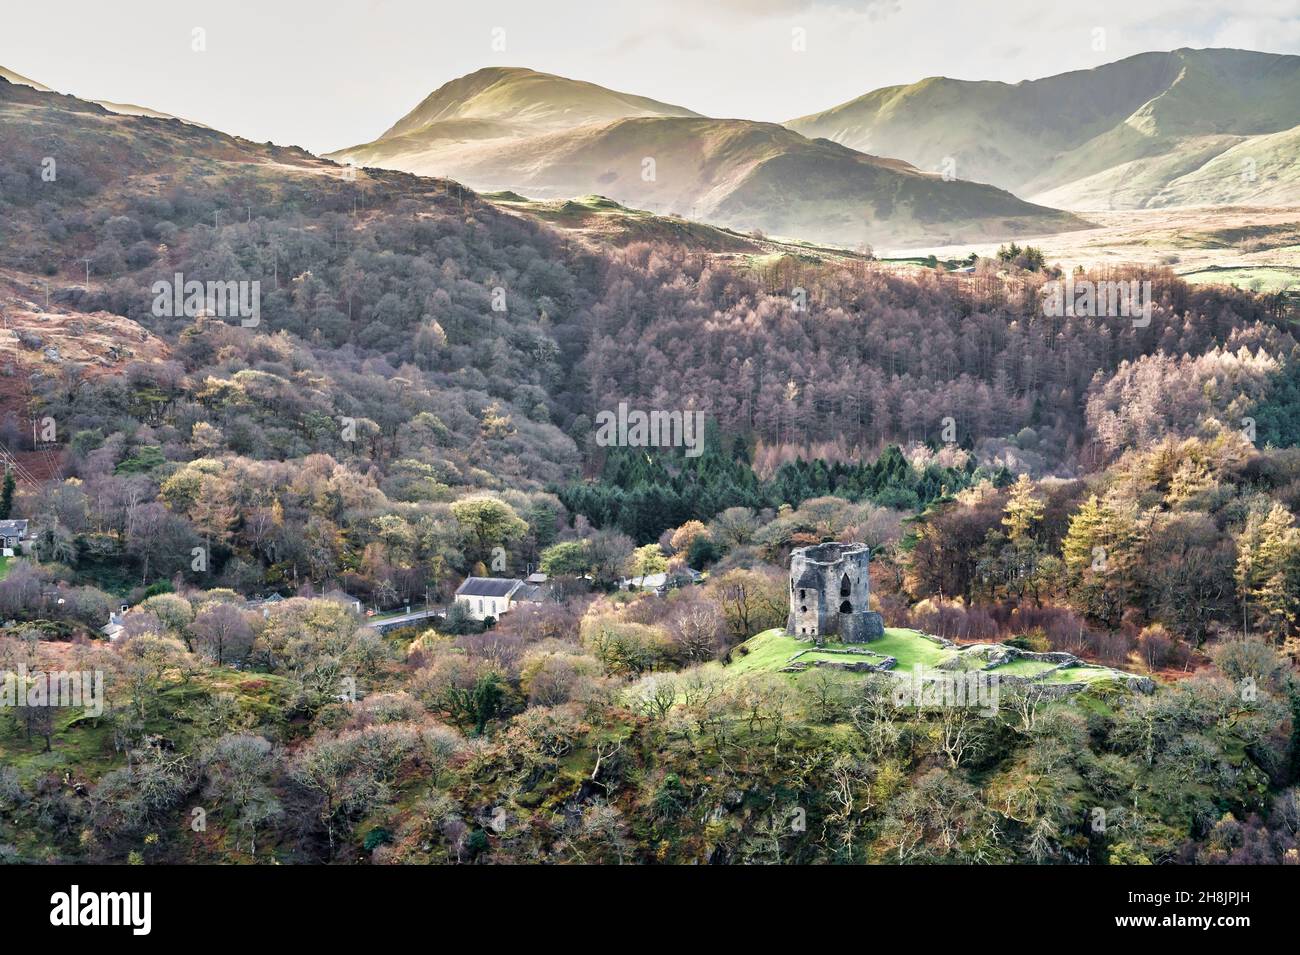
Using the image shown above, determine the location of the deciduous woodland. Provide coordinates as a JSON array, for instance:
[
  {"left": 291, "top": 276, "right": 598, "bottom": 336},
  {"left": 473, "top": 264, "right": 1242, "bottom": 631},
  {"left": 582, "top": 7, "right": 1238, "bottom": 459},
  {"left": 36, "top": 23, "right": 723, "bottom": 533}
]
[{"left": 0, "top": 76, "right": 1298, "bottom": 864}]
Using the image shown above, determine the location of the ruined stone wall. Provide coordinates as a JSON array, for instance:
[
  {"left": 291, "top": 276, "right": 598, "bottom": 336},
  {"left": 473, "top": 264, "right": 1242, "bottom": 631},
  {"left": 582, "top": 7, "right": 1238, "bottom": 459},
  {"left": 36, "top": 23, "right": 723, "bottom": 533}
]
[{"left": 787, "top": 542, "right": 884, "bottom": 643}]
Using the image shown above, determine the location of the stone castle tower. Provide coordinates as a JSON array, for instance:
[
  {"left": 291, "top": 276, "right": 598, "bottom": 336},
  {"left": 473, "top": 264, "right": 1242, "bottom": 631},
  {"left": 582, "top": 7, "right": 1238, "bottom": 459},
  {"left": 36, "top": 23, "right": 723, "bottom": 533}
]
[{"left": 787, "top": 542, "right": 885, "bottom": 644}]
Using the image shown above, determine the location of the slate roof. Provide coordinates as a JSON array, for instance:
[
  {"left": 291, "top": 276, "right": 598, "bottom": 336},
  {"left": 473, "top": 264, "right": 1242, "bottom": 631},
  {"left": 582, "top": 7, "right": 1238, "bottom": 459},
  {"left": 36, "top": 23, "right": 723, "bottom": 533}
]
[
  {"left": 514, "top": 584, "right": 546, "bottom": 603},
  {"left": 455, "top": 577, "right": 522, "bottom": 598},
  {"left": 0, "top": 519, "right": 29, "bottom": 538},
  {"left": 324, "top": 589, "right": 363, "bottom": 605},
  {"left": 623, "top": 572, "right": 669, "bottom": 589}
]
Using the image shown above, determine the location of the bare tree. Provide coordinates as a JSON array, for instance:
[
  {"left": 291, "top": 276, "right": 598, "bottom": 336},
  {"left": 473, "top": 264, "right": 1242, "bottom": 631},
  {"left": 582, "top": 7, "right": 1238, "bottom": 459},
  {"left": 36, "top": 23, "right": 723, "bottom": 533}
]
[
  {"left": 192, "top": 604, "right": 254, "bottom": 666},
  {"left": 666, "top": 591, "right": 726, "bottom": 662}
]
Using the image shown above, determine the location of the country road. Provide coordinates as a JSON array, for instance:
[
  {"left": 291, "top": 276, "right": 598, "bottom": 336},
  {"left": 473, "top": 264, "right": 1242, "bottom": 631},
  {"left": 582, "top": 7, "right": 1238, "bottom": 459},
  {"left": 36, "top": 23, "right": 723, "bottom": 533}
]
[{"left": 364, "top": 607, "right": 445, "bottom": 631}]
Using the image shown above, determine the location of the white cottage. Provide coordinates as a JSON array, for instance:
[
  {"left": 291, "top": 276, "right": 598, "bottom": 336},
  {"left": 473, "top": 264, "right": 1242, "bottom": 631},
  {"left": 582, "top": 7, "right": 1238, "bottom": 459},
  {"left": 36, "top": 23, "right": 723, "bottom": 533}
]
[
  {"left": 454, "top": 577, "right": 545, "bottom": 621},
  {"left": 0, "top": 519, "right": 31, "bottom": 557}
]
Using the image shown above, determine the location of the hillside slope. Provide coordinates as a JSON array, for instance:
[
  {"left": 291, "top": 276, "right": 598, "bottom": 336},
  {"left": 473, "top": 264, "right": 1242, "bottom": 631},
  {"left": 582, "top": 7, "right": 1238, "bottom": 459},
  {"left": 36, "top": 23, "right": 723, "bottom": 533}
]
[
  {"left": 0, "top": 62, "right": 208, "bottom": 126},
  {"left": 378, "top": 66, "right": 700, "bottom": 140},
  {"left": 789, "top": 48, "right": 1300, "bottom": 210},
  {"left": 0, "top": 75, "right": 589, "bottom": 489},
  {"left": 331, "top": 70, "right": 1084, "bottom": 246},
  {"left": 0, "top": 65, "right": 51, "bottom": 92},
  {"left": 332, "top": 66, "right": 700, "bottom": 169}
]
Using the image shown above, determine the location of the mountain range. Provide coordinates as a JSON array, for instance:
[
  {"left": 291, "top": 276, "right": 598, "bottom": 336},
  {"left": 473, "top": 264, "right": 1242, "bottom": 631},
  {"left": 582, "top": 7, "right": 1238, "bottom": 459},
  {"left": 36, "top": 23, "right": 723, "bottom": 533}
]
[
  {"left": 790, "top": 48, "right": 1300, "bottom": 210},
  {"left": 326, "top": 67, "right": 1083, "bottom": 247},
  {"left": 9, "top": 48, "right": 1300, "bottom": 250}
]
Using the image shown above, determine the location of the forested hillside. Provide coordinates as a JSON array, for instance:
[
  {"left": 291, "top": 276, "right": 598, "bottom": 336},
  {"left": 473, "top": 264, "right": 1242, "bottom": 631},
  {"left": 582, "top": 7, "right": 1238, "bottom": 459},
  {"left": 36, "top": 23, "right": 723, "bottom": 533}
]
[{"left": 2, "top": 75, "right": 1299, "bottom": 866}]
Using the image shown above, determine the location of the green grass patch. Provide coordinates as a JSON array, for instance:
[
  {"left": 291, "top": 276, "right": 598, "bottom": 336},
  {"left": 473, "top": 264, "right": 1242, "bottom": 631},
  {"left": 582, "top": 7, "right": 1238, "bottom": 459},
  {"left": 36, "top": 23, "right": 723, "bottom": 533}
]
[
  {"left": 799, "top": 650, "right": 888, "bottom": 665},
  {"left": 0, "top": 556, "right": 9, "bottom": 581},
  {"left": 0, "top": 707, "right": 118, "bottom": 785},
  {"left": 0, "top": 666, "right": 298, "bottom": 787},
  {"left": 728, "top": 629, "right": 805, "bottom": 673},
  {"left": 991, "top": 658, "right": 1059, "bottom": 678},
  {"left": 1041, "top": 665, "right": 1125, "bottom": 685},
  {"left": 729, "top": 627, "right": 954, "bottom": 677},
  {"left": 868, "top": 628, "right": 954, "bottom": 670}
]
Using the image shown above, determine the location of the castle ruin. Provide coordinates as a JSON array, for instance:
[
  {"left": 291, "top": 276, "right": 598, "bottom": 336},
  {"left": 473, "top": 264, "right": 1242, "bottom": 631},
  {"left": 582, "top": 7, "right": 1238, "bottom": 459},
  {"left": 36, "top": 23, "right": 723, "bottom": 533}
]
[{"left": 787, "top": 541, "right": 885, "bottom": 644}]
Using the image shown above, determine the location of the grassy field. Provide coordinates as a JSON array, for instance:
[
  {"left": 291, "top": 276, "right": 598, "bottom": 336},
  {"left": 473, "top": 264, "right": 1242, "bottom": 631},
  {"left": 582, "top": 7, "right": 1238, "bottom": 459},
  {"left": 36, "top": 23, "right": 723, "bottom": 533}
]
[
  {"left": 1177, "top": 265, "right": 1300, "bottom": 292},
  {"left": 1042, "top": 665, "right": 1129, "bottom": 685},
  {"left": 729, "top": 627, "right": 955, "bottom": 676},
  {"left": 867, "top": 629, "right": 954, "bottom": 669},
  {"left": 886, "top": 206, "right": 1300, "bottom": 276},
  {"left": 727, "top": 628, "right": 805, "bottom": 674},
  {"left": 729, "top": 628, "right": 1142, "bottom": 694},
  {"left": 798, "top": 650, "right": 890, "bottom": 666},
  {"left": 0, "top": 556, "right": 9, "bottom": 580},
  {"left": 991, "top": 658, "right": 1060, "bottom": 678}
]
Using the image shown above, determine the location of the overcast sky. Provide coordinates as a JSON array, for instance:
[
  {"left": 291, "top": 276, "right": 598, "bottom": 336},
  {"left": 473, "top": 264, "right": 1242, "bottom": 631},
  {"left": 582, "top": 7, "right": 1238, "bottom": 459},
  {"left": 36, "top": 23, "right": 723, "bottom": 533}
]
[{"left": 4, "top": 0, "right": 1299, "bottom": 154}]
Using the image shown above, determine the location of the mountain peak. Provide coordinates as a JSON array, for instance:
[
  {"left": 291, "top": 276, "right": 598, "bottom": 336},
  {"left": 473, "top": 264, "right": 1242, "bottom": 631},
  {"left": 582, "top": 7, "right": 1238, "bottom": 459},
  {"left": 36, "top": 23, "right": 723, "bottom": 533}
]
[{"left": 380, "top": 66, "right": 700, "bottom": 141}]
